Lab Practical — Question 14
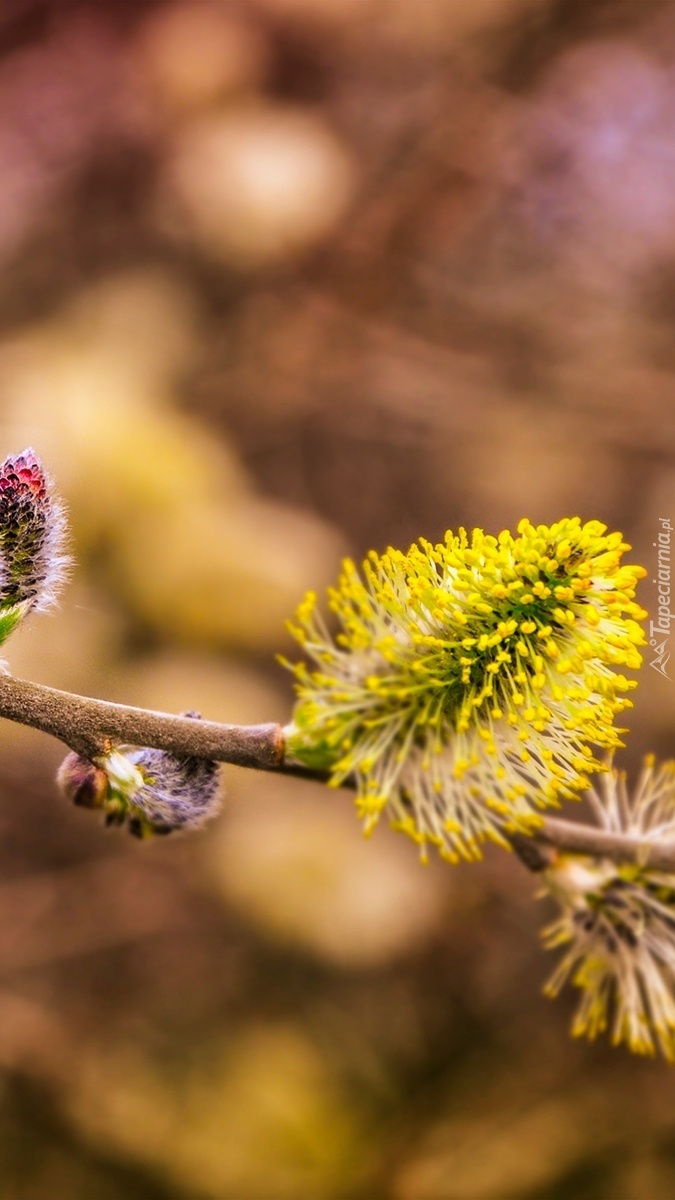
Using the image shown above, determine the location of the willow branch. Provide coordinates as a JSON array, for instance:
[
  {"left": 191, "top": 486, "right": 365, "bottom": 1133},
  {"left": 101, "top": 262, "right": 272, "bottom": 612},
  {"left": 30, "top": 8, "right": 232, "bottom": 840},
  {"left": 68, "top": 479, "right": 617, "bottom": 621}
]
[
  {"left": 0, "top": 674, "right": 283, "bottom": 769},
  {"left": 0, "top": 672, "right": 673, "bottom": 873}
]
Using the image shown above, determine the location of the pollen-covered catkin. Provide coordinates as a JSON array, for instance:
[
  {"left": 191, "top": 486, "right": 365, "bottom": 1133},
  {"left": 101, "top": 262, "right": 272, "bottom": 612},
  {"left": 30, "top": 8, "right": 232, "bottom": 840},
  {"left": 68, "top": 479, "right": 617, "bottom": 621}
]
[
  {"left": 541, "top": 757, "right": 675, "bottom": 1061},
  {"left": 284, "top": 518, "right": 646, "bottom": 862}
]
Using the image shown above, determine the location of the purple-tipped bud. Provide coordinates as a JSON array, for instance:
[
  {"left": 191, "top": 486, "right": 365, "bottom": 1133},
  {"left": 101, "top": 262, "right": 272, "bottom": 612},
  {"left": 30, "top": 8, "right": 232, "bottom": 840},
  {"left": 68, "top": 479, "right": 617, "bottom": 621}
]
[
  {"left": 0, "top": 448, "right": 69, "bottom": 633},
  {"left": 57, "top": 714, "right": 221, "bottom": 838}
]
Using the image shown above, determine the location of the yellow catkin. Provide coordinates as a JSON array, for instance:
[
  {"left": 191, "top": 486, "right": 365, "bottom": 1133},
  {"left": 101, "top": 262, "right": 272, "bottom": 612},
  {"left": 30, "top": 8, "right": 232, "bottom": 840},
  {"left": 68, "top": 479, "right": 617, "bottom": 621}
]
[{"left": 284, "top": 517, "right": 646, "bottom": 864}]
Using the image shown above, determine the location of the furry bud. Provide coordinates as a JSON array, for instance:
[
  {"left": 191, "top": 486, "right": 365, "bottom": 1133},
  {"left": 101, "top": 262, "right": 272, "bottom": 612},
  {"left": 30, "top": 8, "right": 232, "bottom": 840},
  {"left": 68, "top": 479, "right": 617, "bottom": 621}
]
[{"left": 57, "top": 714, "right": 221, "bottom": 838}]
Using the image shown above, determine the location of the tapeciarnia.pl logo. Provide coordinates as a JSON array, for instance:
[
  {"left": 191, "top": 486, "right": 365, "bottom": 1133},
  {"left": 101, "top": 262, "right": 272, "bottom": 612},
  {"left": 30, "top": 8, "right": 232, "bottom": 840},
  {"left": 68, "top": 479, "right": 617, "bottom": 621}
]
[{"left": 650, "top": 517, "right": 673, "bottom": 679}]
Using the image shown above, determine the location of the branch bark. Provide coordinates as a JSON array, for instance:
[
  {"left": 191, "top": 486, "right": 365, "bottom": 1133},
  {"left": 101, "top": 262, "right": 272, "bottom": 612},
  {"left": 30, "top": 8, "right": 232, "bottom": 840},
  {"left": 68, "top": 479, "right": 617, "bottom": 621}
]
[
  {"left": 0, "top": 672, "right": 673, "bottom": 874},
  {"left": 0, "top": 674, "right": 283, "bottom": 769}
]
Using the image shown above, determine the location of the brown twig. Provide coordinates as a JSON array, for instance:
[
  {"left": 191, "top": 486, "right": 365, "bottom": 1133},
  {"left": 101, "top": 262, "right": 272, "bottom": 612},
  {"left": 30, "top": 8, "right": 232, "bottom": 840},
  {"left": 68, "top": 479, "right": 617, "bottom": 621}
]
[
  {"left": 0, "top": 674, "right": 283, "bottom": 769},
  {"left": 0, "top": 672, "right": 673, "bottom": 874}
]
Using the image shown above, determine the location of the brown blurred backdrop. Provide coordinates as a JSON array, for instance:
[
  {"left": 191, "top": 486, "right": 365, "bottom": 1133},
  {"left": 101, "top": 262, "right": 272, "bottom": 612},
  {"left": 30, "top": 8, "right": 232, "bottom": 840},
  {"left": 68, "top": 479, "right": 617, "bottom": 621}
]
[{"left": 0, "top": 1, "right": 673, "bottom": 1197}]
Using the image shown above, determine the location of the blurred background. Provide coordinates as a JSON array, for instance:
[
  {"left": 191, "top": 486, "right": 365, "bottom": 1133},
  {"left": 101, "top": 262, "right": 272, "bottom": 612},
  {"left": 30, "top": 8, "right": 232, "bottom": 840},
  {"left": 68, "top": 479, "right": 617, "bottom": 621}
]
[{"left": 0, "top": 0, "right": 673, "bottom": 1197}]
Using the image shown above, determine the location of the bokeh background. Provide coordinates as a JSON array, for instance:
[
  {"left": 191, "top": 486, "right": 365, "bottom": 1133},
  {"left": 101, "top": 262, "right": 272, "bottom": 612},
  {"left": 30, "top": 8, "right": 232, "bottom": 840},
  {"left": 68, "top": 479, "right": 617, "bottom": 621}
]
[{"left": 0, "top": 1, "right": 674, "bottom": 1197}]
